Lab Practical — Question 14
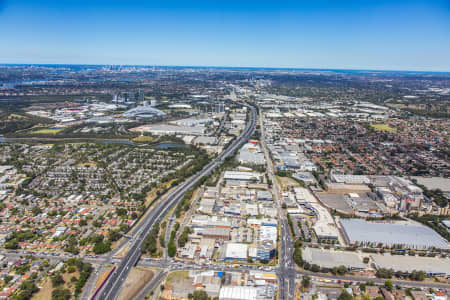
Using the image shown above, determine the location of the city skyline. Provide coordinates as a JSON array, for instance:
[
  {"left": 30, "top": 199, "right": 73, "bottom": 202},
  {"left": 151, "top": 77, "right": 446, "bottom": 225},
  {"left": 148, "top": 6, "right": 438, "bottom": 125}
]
[{"left": 0, "top": 0, "right": 449, "bottom": 71}]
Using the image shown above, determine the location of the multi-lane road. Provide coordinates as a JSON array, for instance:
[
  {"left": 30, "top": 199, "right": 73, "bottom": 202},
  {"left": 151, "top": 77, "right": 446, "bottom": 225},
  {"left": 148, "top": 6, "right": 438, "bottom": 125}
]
[
  {"left": 259, "top": 109, "right": 297, "bottom": 299},
  {"left": 3, "top": 100, "right": 449, "bottom": 300},
  {"left": 94, "top": 101, "right": 257, "bottom": 300}
]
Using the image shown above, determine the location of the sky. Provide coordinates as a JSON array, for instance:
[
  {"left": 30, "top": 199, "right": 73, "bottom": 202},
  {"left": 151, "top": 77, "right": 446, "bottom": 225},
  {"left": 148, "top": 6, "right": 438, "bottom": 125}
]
[{"left": 0, "top": 0, "right": 449, "bottom": 71}]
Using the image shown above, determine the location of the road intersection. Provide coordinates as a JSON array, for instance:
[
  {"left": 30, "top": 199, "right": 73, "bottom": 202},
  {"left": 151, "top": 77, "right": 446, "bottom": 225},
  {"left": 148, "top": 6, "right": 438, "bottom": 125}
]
[{"left": 2, "top": 101, "right": 449, "bottom": 299}]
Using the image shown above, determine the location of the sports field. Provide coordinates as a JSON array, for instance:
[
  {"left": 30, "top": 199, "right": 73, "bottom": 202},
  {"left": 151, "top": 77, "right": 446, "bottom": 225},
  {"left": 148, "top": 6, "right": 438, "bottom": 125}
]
[
  {"left": 33, "top": 128, "right": 63, "bottom": 134},
  {"left": 370, "top": 124, "right": 396, "bottom": 132}
]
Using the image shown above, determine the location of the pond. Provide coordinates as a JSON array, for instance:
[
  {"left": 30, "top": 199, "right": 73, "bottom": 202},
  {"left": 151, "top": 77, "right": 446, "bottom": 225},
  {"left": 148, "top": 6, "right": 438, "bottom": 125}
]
[
  {"left": 99, "top": 140, "right": 136, "bottom": 146},
  {"left": 152, "top": 143, "right": 189, "bottom": 149}
]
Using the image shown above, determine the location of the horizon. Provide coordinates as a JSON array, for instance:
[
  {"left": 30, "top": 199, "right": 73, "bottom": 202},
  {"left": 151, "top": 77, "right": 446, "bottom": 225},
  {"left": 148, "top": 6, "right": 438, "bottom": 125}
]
[
  {"left": 0, "top": 0, "right": 449, "bottom": 71},
  {"left": 1, "top": 63, "right": 450, "bottom": 74}
]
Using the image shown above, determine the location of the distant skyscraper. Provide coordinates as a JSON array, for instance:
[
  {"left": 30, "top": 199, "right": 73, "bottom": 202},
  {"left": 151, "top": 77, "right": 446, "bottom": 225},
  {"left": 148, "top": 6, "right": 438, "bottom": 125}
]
[
  {"left": 138, "top": 89, "right": 145, "bottom": 102},
  {"left": 215, "top": 102, "right": 225, "bottom": 113}
]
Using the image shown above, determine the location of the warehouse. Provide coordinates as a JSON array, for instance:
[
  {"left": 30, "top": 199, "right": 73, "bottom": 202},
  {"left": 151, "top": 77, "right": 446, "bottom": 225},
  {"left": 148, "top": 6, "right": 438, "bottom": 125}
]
[
  {"left": 371, "top": 254, "right": 450, "bottom": 276},
  {"left": 331, "top": 174, "right": 371, "bottom": 184},
  {"left": 143, "top": 124, "right": 205, "bottom": 135},
  {"left": 302, "top": 247, "right": 366, "bottom": 270},
  {"left": 257, "top": 190, "right": 272, "bottom": 201},
  {"left": 223, "top": 171, "right": 262, "bottom": 181},
  {"left": 238, "top": 151, "right": 265, "bottom": 165},
  {"left": 411, "top": 176, "right": 450, "bottom": 193},
  {"left": 219, "top": 286, "right": 262, "bottom": 300},
  {"left": 201, "top": 227, "right": 230, "bottom": 241},
  {"left": 340, "top": 219, "right": 449, "bottom": 250},
  {"left": 219, "top": 243, "right": 248, "bottom": 261},
  {"left": 311, "top": 203, "right": 340, "bottom": 240}
]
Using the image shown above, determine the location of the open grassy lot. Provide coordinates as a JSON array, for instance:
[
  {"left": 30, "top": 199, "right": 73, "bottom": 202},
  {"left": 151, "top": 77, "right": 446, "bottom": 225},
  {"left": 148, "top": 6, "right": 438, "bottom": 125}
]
[
  {"left": 166, "top": 270, "right": 189, "bottom": 284},
  {"left": 32, "top": 270, "right": 81, "bottom": 300},
  {"left": 76, "top": 161, "right": 97, "bottom": 168},
  {"left": 31, "top": 278, "right": 52, "bottom": 300},
  {"left": 132, "top": 135, "right": 154, "bottom": 142},
  {"left": 370, "top": 123, "right": 396, "bottom": 132},
  {"left": 276, "top": 175, "right": 300, "bottom": 191},
  {"left": 118, "top": 267, "right": 154, "bottom": 300},
  {"left": 33, "top": 128, "right": 63, "bottom": 134}
]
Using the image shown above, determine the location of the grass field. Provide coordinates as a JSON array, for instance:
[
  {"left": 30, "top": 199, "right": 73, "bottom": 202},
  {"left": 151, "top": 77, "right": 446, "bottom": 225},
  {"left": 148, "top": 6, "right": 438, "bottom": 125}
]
[
  {"left": 32, "top": 269, "right": 81, "bottom": 300},
  {"left": 166, "top": 270, "right": 189, "bottom": 283},
  {"left": 370, "top": 124, "right": 396, "bottom": 132},
  {"left": 33, "top": 128, "right": 63, "bottom": 134},
  {"left": 31, "top": 278, "right": 52, "bottom": 300},
  {"left": 76, "top": 161, "right": 97, "bottom": 168},
  {"left": 132, "top": 135, "right": 153, "bottom": 142}
]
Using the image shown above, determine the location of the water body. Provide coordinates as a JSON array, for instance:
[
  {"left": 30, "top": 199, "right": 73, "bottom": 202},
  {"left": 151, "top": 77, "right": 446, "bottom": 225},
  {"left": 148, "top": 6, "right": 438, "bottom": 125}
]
[
  {"left": 0, "top": 79, "right": 54, "bottom": 89},
  {"left": 152, "top": 143, "right": 189, "bottom": 149},
  {"left": 99, "top": 140, "right": 135, "bottom": 146}
]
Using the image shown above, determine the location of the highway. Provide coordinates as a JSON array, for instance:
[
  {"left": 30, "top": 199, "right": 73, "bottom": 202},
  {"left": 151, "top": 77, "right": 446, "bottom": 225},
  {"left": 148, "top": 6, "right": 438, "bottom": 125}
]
[
  {"left": 94, "top": 101, "right": 257, "bottom": 300},
  {"left": 3, "top": 101, "right": 449, "bottom": 299}
]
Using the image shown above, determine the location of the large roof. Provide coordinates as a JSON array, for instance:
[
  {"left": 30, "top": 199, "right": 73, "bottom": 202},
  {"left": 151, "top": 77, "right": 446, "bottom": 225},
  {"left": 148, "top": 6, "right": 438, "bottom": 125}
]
[
  {"left": 224, "top": 242, "right": 248, "bottom": 259},
  {"left": 123, "top": 105, "right": 165, "bottom": 117},
  {"left": 411, "top": 176, "right": 450, "bottom": 193},
  {"left": 219, "top": 286, "right": 258, "bottom": 300},
  {"left": 341, "top": 219, "right": 448, "bottom": 249},
  {"left": 371, "top": 254, "right": 450, "bottom": 275},
  {"left": 303, "top": 247, "right": 366, "bottom": 269}
]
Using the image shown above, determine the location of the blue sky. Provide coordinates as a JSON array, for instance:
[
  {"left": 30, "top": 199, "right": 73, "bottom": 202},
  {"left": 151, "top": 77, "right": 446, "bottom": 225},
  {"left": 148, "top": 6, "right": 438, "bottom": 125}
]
[{"left": 0, "top": 0, "right": 449, "bottom": 71}]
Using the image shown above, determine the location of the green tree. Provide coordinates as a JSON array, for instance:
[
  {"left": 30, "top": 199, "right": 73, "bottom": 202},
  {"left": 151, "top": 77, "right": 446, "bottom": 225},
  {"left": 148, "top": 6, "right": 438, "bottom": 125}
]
[
  {"left": 384, "top": 280, "right": 393, "bottom": 291},
  {"left": 51, "top": 288, "right": 71, "bottom": 300},
  {"left": 337, "top": 289, "right": 353, "bottom": 300},
  {"left": 192, "top": 290, "right": 209, "bottom": 300},
  {"left": 337, "top": 265, "right": 348, "bottom": 275},
  {"left": 51, "top": 274, "right": 65, "bottom": 287},
  {"left": 301, "top": 275, "right": 311, "bottom": 288},
  {"left": 168, "top": 240, "right": 176, "bottom": 257},
  {"left": 293, "top": 247, "right": 303, "bottom": 266},
  {"left": 93, "top": 241, "right": 111, "bottom": 254},
  {"left": 311, "top": 264, "right": 320, "bottom": 272}
]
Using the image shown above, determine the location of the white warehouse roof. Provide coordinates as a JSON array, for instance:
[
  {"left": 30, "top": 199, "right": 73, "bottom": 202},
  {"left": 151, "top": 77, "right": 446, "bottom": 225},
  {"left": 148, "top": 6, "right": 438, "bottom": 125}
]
[
  {"left": 219, "top": 286, "right": 258, "bottom": 300},
  {"left": 224, "top": 242, "right": 248, "bottom": 260},
  {"left": 224, "top": 171, "right": 262, "bottom": 181},
  {"left": 341, "top": 219, "right": 448, "bottom": 249}
]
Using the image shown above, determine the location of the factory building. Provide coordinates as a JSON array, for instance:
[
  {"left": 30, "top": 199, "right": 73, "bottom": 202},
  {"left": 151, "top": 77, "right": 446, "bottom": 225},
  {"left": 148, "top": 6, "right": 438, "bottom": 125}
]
[{"left": 340, "top": 218, "right": 448, "bottom": 250}]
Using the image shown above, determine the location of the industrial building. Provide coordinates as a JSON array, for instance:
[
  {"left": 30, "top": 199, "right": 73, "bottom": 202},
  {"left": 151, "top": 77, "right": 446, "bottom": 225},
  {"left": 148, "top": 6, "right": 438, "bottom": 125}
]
[
  {"left": 143, "top": 124, "right": 206, "bottom": 136},
  {"left": 340, "top": 219, "right": 449, "bottom": 250},
  {"left": 311, "top": 203, "right": 340, "bottom": 240},
  {"left": 370, "top": 253, "right": 450, "bottom": 276},
  {"left": 223, "top": 171, "right": 262, "bottom": 182},
  {"left": 302, "top": 247, "right": 366, "bottom": 270},
  {"left": 218, "top": 242, "right": 248, "bottom": 261},
  {"left": 238, "top": 143, "right": 266, "bottom": 165},
  {"left": 411, "top": 176, "right": 450, "bottom": 193},
  {"left": 219, "top": 286, "right": 274, "bottom": 300}
]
